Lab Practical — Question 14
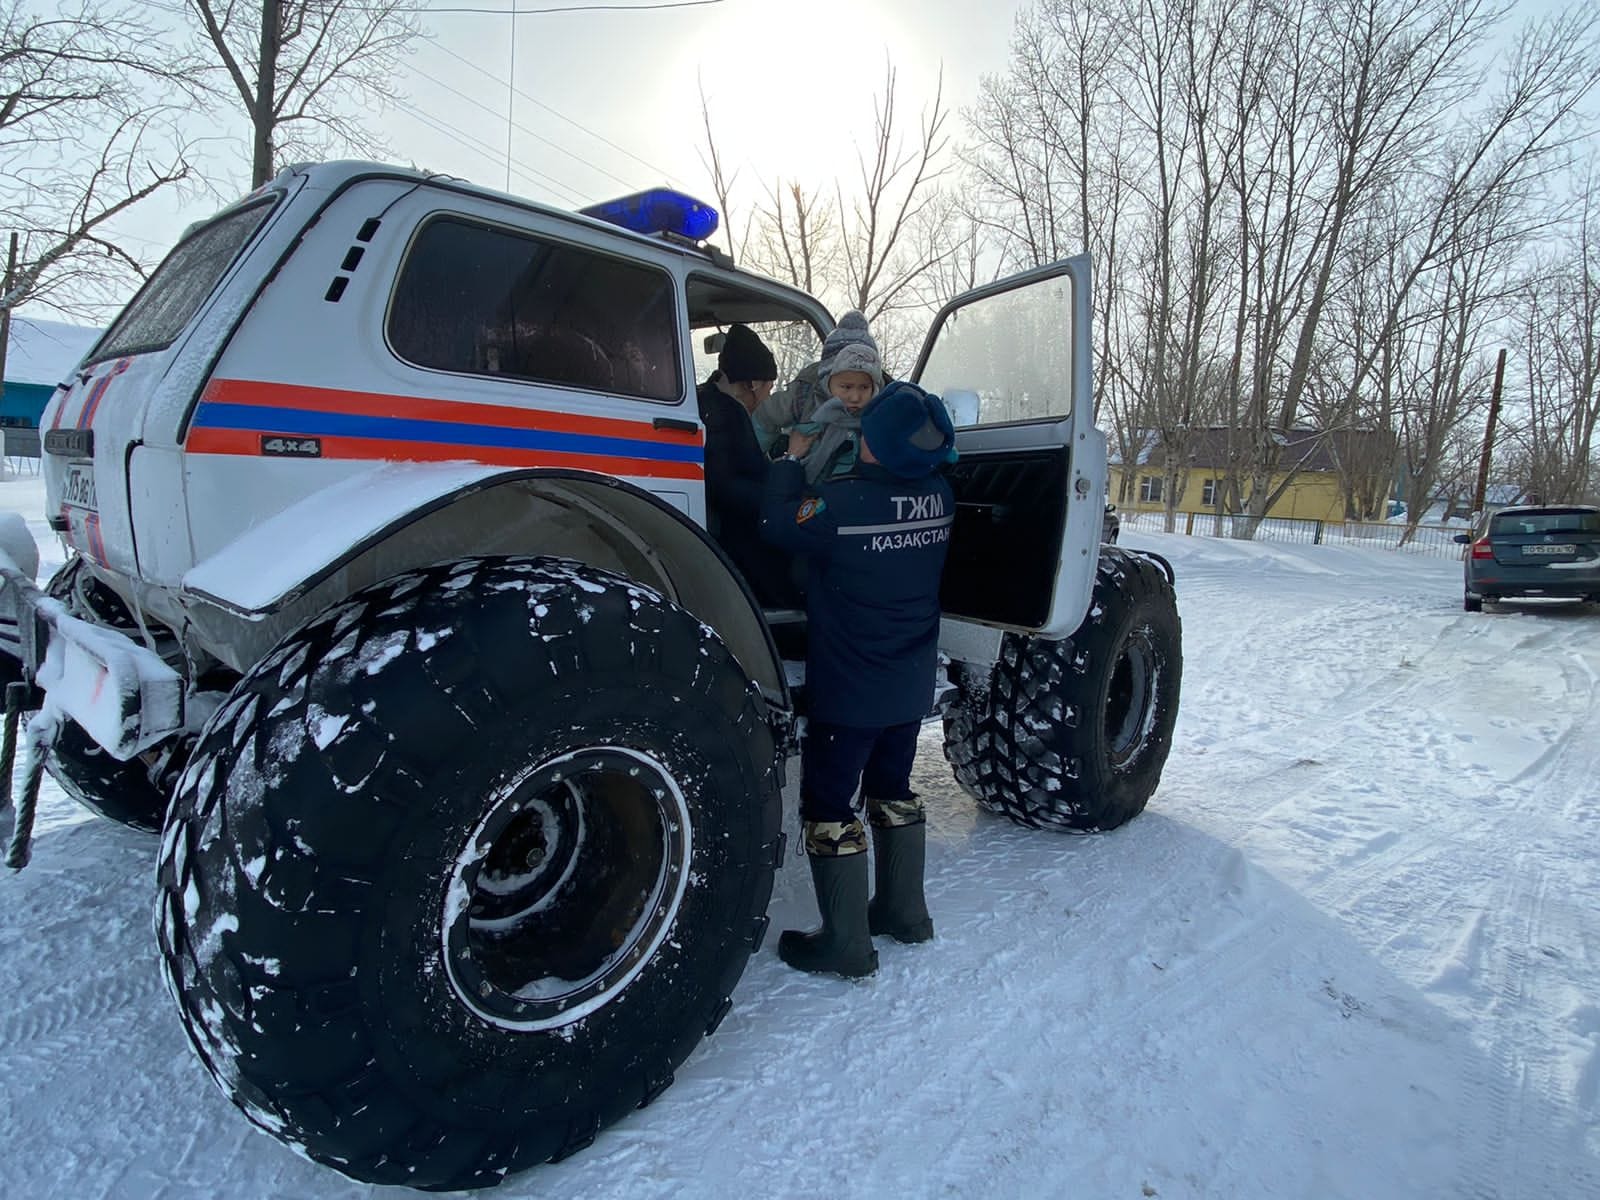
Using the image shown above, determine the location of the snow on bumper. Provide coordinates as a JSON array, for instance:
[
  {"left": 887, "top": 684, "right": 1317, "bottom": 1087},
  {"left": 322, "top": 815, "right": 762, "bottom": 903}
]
[{"left": 0, "top": 519, "right": 182, "bottom": 761}]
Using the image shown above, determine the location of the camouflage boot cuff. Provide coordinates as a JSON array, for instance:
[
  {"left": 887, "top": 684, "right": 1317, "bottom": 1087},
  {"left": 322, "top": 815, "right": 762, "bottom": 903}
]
[
  {"left": 803, "top": 818, "right": 868, "bottom": 856},
  {"left": 866, "top": 794, "right": 925, "bottom": 828}
]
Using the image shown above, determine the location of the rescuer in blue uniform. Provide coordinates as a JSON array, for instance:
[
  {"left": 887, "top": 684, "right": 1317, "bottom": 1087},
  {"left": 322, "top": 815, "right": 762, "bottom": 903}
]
[{"left": 760, "top": 380, "right": 957, "bottom": 978}]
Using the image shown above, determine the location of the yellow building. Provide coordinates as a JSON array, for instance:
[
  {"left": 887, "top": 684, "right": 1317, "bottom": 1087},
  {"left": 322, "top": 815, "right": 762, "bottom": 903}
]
[{"left": 1108, "top": 428, "right": 1385, "bottom": 524}]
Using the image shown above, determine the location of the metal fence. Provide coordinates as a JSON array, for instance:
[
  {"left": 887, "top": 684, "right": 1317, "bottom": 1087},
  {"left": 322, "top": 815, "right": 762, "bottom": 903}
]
[
  {"left": 1118, "top": 508, "right": 1465, "bottom": 560},
  {"left": 0, "top": 429, "right": 40, "bottom": 477}
]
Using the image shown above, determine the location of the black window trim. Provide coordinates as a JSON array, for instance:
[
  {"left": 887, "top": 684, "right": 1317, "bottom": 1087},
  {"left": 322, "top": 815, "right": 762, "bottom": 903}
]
[
  {"left": 683, "top": 270, "right": 830, "bottom": 338},
  {"left": 383, "top": 209, "right": 688, "bottom": 406}
]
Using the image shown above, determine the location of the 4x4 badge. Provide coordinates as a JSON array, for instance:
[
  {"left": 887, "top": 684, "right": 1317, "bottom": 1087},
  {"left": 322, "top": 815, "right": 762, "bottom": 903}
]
[{"left": 260, "top": 435, "right": 322, "bottom": 458}]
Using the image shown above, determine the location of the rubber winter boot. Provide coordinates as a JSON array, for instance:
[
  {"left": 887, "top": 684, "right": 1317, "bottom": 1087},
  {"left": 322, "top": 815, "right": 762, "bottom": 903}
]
[
  {"left": 778, "top": 852, "right": 878, "bottom": 978},
  {"left": 868, "top": 821, "right": 934, "bottom": 943}
]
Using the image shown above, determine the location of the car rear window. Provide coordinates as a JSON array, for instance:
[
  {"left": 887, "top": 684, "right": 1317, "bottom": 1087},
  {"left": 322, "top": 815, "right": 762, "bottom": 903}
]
[
  {"left": 387, "top": 216, "right": 682, "bottom": 402},
  {"left": 94, "top": 198, "right": 278, "bottom": 362},
  {"left": 1489, "top": 511, "right": 1600, "bottom": 535}
]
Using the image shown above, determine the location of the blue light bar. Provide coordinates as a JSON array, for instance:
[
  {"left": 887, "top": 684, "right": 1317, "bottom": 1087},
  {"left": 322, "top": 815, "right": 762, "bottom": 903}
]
[{"left": 580, "top": 188, "right": 719, "bottom": 241}]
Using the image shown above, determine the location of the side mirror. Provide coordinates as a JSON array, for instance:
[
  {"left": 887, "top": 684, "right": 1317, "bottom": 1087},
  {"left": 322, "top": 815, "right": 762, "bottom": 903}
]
[
  {"left": 1451, "top": 533, "right": 1470, "bottom": 544},
  {"left": 943, "top": 388, "right": 980, "bottom": 428}
]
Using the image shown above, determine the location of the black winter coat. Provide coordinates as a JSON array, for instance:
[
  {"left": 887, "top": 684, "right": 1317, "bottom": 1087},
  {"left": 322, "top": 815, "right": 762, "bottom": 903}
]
[
  {"left": 698, "top": 376, "right": 798, "bottom": 607},
  {"left": 761, "top": 458, "right": 954, "bottom": 727}
]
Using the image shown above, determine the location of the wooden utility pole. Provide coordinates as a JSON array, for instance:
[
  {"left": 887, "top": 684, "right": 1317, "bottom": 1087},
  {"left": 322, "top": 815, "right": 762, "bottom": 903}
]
[
  {"left": 0, "top": 233, "right": 17, "bottom": 415},
  {"left": 1472, "top": 347, "right": 1507, "bottom": 516},
  {"left": 252, "top": 0, "right": 282, "bottom": 188}
]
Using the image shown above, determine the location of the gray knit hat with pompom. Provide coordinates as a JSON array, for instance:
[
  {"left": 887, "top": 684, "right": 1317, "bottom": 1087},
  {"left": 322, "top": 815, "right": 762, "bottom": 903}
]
[{"left": 821, "top": 311, "right": 877, "bottom": 366}]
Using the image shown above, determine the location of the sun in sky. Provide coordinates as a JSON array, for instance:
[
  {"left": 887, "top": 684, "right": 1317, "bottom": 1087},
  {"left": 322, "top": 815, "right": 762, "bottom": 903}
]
[
  {"left": 659, "top": 0, "right": 947, "bottom": 209},
  {"left": 673, "top": 0, "right": 911, "bottom": 189}
]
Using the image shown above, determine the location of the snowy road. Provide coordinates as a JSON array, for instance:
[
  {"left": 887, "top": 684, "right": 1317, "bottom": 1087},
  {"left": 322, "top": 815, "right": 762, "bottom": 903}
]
[{"left": 1, "top": 479, "right": 1596, "bottom": 1199}]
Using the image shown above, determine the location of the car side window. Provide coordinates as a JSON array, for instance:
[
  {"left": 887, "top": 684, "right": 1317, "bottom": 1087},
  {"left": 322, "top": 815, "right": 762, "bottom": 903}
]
[{"left": 387, "top": 215, "right": 682, "bottom": 402}]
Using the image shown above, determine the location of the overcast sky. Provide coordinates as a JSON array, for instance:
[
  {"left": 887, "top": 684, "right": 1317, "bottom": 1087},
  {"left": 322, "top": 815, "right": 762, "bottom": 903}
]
[{"left": 94, "top": 0, "right": 1027, "bottom": 289}]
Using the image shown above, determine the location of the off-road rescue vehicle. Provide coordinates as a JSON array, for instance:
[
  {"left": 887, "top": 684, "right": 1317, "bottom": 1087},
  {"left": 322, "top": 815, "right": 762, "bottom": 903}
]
[{"left": 0, "top": 162, "right": 1181, "bottom": 1190}]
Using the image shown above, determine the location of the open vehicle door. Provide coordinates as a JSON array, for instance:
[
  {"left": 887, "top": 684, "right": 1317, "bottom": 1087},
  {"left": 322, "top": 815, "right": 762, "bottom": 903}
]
[{"left": 912, "top": 256, "right": 1104, "bottom": 643}]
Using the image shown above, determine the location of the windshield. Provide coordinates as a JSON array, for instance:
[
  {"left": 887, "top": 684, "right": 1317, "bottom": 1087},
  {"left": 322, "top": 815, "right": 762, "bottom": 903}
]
[{"left": 93, "top": 197, "right": 278, "bottom": 363}]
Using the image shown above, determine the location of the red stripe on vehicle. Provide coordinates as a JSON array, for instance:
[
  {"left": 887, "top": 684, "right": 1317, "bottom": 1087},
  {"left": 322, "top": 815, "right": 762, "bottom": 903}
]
[
  {"left": 84, "top": 513, "right": 107, "bottom": 566},
  {"left": 185, "top": 427, "right": 705, "bottom": 480},
  {"left": 198, "top": 378, "right": 702, "bottom": 449},
  {"left": 76, "top": 357, "right": 132, "bottom": 430}
]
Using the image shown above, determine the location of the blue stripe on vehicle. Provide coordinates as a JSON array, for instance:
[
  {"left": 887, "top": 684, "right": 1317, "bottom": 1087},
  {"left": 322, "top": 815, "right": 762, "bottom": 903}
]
[{"left": 190, "top": 402, "right": 705, "bottom": 464}]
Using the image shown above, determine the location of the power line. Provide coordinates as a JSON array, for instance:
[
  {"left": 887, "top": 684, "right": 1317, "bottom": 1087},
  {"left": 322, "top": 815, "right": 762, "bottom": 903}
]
[
  {"left": 427, "top": 38, "right": 681, "bottom": 186},
  {"left": 392, "top": 95, "right": 594, "bottom": 205},
  {"left": 405, "top": 60, "right": 641, "bottom": 192},
  {"left": 368, "top": 2, "right": 726, "bottom": 14}
]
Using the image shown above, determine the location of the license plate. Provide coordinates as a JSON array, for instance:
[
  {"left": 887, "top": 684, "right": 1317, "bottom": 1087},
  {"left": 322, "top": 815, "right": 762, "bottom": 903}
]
[
  {"left": 1522, "top": 543, "right": 1574, "bottom": 556},
  {"left": 62, "top": 462, "right": 97, "bottom": 513}
]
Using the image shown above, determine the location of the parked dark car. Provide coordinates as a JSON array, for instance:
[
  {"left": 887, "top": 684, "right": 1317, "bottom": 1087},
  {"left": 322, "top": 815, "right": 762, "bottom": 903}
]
[
  {"left": 1103, "top": 503, "right": 1121, "bottom": 544},
  {"left": 1454, "top": 505, "right": 1600, "bottom": 611}
]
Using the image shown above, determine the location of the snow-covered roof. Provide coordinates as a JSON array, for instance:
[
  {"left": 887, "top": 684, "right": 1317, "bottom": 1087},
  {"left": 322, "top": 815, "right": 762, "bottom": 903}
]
[{"left": 3, "top": 317, "right": 102, "bottom": 387}]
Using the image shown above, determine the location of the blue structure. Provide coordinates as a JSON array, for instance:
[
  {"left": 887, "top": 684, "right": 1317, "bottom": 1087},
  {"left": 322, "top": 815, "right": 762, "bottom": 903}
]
[{"left": 2, "top": 317, "right": 102, "bottom": 429}]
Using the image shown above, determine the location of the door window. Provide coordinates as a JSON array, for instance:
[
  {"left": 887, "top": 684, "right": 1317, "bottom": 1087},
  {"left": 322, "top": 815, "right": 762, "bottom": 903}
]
[{"left": 915, "top": 271, "right": 1075, "bottom": 427}]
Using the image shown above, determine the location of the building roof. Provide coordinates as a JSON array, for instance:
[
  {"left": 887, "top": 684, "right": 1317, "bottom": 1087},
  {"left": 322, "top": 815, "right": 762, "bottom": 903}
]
[
  {"left": 1110, "top": 426, "right": 1392, "bottom": 473},
  {"left": 3, "top": 317, "right": 102, "bottom": 387}
]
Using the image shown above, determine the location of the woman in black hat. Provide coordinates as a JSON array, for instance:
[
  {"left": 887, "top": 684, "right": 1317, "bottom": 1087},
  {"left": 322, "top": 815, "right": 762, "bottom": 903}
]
[{"left": 697, "top": 324, "right": 799, "bottom": 607}]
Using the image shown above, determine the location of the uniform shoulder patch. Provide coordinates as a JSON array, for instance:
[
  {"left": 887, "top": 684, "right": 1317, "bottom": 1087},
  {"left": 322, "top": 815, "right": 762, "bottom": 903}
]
[{"left": 796, "top": 497, "right": 826, "bottom": 524}]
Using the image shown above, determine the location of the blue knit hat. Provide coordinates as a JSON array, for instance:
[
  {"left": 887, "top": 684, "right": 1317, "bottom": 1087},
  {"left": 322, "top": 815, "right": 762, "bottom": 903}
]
[{"left": 860, "top": 381, "right": 956, "bottom": 479}]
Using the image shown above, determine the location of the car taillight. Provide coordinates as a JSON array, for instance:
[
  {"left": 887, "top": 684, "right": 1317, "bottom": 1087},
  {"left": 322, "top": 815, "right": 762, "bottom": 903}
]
[{"left": 1471, "top": 538, "right": 1493, "bottom": 559}]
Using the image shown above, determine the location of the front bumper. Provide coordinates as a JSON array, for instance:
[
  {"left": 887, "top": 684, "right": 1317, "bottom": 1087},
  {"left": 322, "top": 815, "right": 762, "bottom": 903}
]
[{"left": 0, "top": 518, "right": 183, "bottom": 761}]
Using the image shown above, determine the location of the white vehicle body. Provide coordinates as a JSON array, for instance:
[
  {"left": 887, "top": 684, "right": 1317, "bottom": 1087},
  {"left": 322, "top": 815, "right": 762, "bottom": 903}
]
[{"left": 18, "top": 161, "right": 1102, "bottom": 759}]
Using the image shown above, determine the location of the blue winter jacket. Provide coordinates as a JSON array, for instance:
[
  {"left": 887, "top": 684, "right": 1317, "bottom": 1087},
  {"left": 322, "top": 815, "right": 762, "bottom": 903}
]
[{"left": 760, "top": 458, "right": 954, "bottom": 727}]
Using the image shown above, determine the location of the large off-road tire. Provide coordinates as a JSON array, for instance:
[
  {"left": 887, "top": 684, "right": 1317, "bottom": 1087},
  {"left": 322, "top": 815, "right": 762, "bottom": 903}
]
[
  {"left": 943, "top": 546, "right": 1182, "bottom": 832},
  {"left": 43, "top": 557, "right": 175, "bottom": 831},
  {"left": 155, "top": 557, "right": 782, "bottom": 1190}
]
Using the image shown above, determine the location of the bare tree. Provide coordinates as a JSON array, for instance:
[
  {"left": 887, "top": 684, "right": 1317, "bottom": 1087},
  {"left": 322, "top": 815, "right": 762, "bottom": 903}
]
[
  {"left": 836, "top": 62, "right": 953, "bottom": 328},
  {"left": 0, "top": 1, "right": 191, "bottom": 326},
  {"left": 698, "top": 61, "right": 955, "bottom": 370},
  {"left": 1514, "top": 176, "right": 1600, "bottom": 503},
  {"left": 965, "top": 0, "right": 1138, "bottom": 464},
  {"left": 176, "top": 0, "right": 424, "bottom": 187},
  {"left": 695, "top": 76, "right": 745, "bottom": 263},
  {"left": 748, "top": 180, "right": 838, "bottom": 298}
]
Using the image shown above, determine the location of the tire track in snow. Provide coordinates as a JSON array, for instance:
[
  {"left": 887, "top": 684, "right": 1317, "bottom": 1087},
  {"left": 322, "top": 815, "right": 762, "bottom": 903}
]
[
  {"left": 1450, "top": 855, "right": 1599, "bottom": 1199},
  {"left": 0, "top": 960, "right": 160, "bottom": 1063}
]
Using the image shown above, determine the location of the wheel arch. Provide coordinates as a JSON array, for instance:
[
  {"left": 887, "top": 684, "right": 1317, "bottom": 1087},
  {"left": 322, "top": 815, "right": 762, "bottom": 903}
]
[{"left": 178, "top": 467, "right": 787, "bottom": 698}]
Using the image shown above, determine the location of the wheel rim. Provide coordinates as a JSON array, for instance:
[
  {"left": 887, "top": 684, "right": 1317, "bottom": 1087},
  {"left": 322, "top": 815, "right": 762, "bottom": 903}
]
[
  {"left": 1104, "top": 628, "right": 1158, "bottom": 768},
  {"left": 442, "top": 746, "right": 692, "bottom": 1031}
]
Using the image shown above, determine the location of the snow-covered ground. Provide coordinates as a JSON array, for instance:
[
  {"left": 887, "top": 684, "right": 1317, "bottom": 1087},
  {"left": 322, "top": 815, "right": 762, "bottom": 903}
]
[{"left": 2, "top": 473, "right": 1597, "bottom": 1199}]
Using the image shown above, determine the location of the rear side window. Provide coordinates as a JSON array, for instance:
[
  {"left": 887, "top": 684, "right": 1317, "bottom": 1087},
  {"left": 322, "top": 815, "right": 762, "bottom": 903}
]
[
  {"left": 95, "top": 199, "right": 277, "bottom": 361},
  {"left": 388, "top": 216, "right": 682, "bottom": 402},
  {"left": 1490, "top": 511, "right": 1600, "bottom": 535}
]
